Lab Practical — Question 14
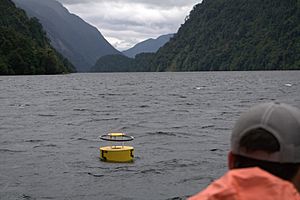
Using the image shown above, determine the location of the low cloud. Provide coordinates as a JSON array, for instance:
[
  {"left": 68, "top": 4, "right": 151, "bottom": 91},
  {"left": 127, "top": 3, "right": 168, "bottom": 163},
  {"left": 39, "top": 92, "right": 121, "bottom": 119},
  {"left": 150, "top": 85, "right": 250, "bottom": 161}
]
[{"left": 57, "top": 0, "right": 201, "bottom": 50}]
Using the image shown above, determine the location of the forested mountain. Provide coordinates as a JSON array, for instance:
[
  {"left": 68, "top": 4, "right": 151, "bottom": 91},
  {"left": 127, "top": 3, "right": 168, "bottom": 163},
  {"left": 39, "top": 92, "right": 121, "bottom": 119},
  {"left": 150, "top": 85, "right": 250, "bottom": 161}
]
[
  {"left": 92, "top": 0, "right": 300, "bottom": 72},
  {"left": 91, "top": 53, "right": 155, "bottom": 72},
  {"left": 122, "top": 34, "right": 174, "bottom": 58},
  {"left": 154, "top": 0, "right": 300, "bottom": 71},
  {"left": 0, "top": 0, "right": 74, "bottom": 75},
  {"left": 13, "top": 0, "right": 120, "bottom": 72},
  {"left": 91, "top": 55, "right": 135, "bottom": 72}
]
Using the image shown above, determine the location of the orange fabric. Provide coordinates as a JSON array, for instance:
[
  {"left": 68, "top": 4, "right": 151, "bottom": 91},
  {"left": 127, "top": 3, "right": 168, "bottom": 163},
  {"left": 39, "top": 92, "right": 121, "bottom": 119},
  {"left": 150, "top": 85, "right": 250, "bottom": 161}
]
[{"left": 189, "top": 167, "right": 300, "bottom": 200}]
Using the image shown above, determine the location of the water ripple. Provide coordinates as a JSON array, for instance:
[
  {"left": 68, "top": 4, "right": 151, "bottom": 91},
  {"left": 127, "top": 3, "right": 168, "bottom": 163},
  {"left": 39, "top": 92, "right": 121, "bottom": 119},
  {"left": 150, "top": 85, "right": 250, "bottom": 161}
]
[{"left": 1, "top": 72, "right": 299, "bottom": 200}]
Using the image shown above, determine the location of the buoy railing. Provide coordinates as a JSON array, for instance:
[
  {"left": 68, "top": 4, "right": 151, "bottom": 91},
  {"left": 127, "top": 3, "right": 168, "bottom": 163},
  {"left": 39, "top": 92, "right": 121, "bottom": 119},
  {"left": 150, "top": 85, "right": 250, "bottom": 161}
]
[{"left": 99, "top": 132, "right": 134, "bottom": 142}]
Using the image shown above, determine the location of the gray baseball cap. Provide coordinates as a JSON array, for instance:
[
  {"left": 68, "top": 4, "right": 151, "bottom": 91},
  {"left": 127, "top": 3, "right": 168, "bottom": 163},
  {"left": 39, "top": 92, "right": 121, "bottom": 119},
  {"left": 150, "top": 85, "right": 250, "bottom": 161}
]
[{"left": 231, "top": 102, "right": 300, "bottom": 163}]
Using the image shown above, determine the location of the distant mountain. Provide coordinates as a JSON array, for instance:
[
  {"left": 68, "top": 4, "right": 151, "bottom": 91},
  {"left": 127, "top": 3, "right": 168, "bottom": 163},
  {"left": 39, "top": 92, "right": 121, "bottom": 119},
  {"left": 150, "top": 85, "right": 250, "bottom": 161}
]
[
  {"left": 91, "top": 53, "right": 155, "bottom": 72},
  {"left": 122, "top": 34, "right": 174, "bottom": 58},
  {"left": 91, "top": 54, "right": 135, "bottom": 72},
  {"left": 13, "top": 0, "right": 120, "bottom": 72},
  {"left": 0, "top": 0, "right": 74, "bottom": 75}
]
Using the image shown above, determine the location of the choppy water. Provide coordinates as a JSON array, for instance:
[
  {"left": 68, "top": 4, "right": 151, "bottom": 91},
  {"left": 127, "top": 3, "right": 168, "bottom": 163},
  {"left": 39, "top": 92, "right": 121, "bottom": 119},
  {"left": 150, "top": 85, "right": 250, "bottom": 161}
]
[{"left": 0, "top": 71, "right": 300, "bottom": 200}]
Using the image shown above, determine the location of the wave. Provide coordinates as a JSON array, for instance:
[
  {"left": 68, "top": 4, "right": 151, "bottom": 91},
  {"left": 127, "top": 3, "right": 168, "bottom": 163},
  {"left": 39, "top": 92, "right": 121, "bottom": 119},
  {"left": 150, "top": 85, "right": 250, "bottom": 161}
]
[
  {"left": 0, "top": 148, "right": 25, "bottom": 153},
  {"left": 38, "top": 114, "right": 57, "bottom": 117},
  {"left": 145, "top": 131, "right": 176, "bottom": 136},
  {"left": 87, "top": 172, "right": 104, "bottom": 177}
]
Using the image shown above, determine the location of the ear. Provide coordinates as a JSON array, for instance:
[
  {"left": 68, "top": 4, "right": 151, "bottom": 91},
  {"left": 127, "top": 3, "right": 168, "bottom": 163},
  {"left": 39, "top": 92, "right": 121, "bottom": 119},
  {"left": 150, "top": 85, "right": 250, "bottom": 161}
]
[
  {"left": 292, "top": 168, "right": 300, "bottom": 193},
  {"left": 228, "top": 151, "right": 235, "bottom": 170}
]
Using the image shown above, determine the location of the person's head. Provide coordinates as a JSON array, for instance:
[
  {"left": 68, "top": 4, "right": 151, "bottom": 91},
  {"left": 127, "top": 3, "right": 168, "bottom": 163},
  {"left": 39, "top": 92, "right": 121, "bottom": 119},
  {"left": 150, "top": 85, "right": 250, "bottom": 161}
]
[{"left": 228, "top": 102, "right": 300, "bottom": 191}]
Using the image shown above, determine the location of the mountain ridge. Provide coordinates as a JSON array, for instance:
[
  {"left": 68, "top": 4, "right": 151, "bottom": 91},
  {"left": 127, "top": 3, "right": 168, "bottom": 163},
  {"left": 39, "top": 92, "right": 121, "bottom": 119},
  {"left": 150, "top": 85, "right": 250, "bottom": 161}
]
[
  {"left": 13, "top": 0, "right": 120, "bottom": 72},
  {"left": 122, "top": 33, "right": 174, "bottom": 58}
]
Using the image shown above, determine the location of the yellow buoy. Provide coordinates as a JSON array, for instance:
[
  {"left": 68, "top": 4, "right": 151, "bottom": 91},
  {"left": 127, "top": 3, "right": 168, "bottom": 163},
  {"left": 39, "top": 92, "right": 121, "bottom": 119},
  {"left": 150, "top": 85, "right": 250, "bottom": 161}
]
[{"left": 99, "top": 133, "right": 134, "bottom": 163}]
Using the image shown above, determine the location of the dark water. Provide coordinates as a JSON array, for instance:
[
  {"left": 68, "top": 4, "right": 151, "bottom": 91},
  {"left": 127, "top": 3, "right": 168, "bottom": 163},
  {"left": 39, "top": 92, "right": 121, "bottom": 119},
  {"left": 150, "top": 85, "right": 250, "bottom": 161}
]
[{"left": 0, "top": 71, "right": 300, "bottom": 200}]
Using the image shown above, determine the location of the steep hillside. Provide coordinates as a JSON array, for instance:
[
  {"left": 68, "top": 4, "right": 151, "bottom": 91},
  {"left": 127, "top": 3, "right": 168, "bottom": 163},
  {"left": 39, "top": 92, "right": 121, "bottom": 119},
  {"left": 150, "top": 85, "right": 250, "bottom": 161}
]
[
  {"left": 122, "top": 34, "right": 174, "bottom": 58},
  {"left": 0, "top": 0, "right": 74, "bottom": 75},
  {"left": 13, "top": 0, "right": 120, "bottom": 72},
  {"left": 154, "top": 0, "right": 300, "bottom": 71}
]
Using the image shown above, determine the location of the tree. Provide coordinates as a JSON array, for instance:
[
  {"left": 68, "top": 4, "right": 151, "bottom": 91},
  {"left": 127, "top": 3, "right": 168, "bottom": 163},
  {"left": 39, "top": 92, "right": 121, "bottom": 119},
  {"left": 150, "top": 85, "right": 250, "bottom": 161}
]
[{"left": 0, "top": 0, "right": 75, "bottom": 75}]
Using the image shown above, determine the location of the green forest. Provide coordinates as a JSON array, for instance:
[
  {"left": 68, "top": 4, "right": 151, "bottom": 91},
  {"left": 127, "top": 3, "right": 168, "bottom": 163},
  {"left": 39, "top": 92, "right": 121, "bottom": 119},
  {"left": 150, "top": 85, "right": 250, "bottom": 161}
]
[
  {"left": 91, "top": 53, "right": 156, "bottom": 72},
  {"left": 92, "top": 0, "right": 300, "bottom": 72},
  {"left": 0, "top": 0, "right": 74, "bottom": 75}
]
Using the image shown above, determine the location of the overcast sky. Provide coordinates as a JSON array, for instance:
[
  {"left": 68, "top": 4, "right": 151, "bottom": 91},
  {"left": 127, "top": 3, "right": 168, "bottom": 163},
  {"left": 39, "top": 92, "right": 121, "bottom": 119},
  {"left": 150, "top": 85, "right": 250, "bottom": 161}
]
[{"left": 56, "top": 0, "right": 201, "bottom": 51}]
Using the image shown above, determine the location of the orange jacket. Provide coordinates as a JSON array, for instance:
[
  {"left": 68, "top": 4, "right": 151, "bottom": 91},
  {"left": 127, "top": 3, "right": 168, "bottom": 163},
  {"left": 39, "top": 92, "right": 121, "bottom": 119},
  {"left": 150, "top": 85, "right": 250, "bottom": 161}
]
[{"left": 189, "top": 167, "right": 300, "bottom": 200}]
